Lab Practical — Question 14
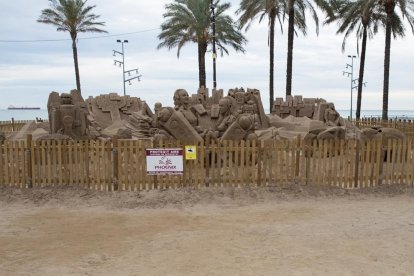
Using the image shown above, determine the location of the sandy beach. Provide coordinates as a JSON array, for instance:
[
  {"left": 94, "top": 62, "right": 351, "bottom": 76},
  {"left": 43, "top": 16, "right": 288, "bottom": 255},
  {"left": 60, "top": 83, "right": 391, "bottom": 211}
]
[{"left": 0, "top": 185, "right": 413, "bottom": 276}]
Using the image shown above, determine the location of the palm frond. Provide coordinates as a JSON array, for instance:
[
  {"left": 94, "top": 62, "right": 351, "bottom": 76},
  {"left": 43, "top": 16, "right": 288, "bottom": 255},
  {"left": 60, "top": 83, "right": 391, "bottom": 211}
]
[
  {"left": 158, "top": 0, "right": 246, "bottom": 57},
  {"left": 38, "top": 0, "right": 107, "bottom": 39}
]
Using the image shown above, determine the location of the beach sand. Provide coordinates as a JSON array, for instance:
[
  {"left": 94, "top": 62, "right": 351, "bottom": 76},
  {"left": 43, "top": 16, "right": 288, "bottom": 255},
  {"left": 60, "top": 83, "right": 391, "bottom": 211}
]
[{"left": 0, "top": 185, "right": 413, "bottom": 275}]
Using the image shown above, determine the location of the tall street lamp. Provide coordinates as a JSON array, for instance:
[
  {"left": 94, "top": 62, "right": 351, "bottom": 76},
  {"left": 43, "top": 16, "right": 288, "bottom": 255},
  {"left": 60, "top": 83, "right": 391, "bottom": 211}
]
[
  {"left": 210, "top": 0, "right": 217, "bottom": 89},
  {"left": 113, "top": 39, "right": 141, "bottom": 96},
  {"left": 343, "top": 55, "right": 357, "bottom": 120}
]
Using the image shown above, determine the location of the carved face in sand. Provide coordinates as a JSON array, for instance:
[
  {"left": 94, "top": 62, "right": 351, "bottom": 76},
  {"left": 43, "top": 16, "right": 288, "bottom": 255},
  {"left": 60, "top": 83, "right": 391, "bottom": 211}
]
[
  {"left": 219, "top": 98, "right": 231, "bottom": 115},
  {"left": 158, "top": 108, "right": 173, "bottom": 123},
  {"left": 173, "top": 89, "right": 189, "bottom": 108},
  {"left": 154, "top": 102, "right": 162, "bottom": 112},
  {"left": 61, "top": 93, "right": 73, "bottom": 105}
]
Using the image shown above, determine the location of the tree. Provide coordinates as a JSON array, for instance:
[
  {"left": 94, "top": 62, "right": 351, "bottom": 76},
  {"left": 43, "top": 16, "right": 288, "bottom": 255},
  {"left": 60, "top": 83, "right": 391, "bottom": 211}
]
[
  {"left": 378, "top": 0, "right": 414, "bottom": 120},
  {"left": 158, "top": 0, "right": 246, "bottom": 88},
  {"left": 237, "top": 0, "right": 287, "bottom": 112},
  {"left": 327, "top": 0, "right": 385, "bottom": 119},
  {"left": 285, "top": 0, "right": 332, "bottom": 96},
  {"left": 38, "top": 0, "right": 107, "bottom": 95}
]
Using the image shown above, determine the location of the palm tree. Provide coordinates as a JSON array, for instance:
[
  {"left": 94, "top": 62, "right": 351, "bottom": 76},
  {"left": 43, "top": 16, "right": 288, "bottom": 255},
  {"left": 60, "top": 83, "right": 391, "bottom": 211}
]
[
  {"left": 285, "top": 0, "right": 332, "bottom": 96},
  {"left": 158, "top": 0, "right": 246, "bottom": 88},
  {"left": 378, "top": 0, "right": 414, "bottom": 120},
  {"left": 38, "top": 0, "right": 107, "bottom": 95},
  {"left": 237, "top": 0, "right": 287, "bottom": 112},
  {"left": 327, "top": 0, "right": 385, "bottom": 119}
]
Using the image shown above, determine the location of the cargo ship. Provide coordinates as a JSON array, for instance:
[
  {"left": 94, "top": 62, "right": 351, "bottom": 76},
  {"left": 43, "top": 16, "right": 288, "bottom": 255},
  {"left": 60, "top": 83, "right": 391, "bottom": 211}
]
[{"left": 8, "top": 105, "right": 41, "bottom": 110}]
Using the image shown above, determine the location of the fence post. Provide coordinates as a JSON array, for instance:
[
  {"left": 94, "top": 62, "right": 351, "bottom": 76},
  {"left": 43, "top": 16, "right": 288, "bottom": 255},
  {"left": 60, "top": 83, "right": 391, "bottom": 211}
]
[
  {"left": 305, "top": 141, "right": 311, "bottom": 185},
  {"left": 112, "top": 137, "right": 119, "bottom": 191},
  {"left": 257, "top": 140, "right": 262, "bottom": 186},
  {"left": 85, "top": 140, "right": 90, "bottom": 188},
  {"left": 26, "top": 134, "right": 33, "bottom": 188},
  {"left": 354, "top": 139, "right": 360, "bottom": 188},
  {"left": 295, "top": 135, "right": 301, "bottom": 189},
  {"left": 378, "top": 136, "right": 385, "bottom": 186},
  {"left": 11, "top": 117, "right": 15, "bottom": 132}
]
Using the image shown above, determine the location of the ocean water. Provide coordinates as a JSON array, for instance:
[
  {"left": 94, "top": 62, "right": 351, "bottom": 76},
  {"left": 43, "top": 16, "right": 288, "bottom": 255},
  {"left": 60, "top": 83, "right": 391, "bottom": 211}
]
[
  {"left": 337, "top": 110, "right": 414, "bottom": 120},
  {"left": 0, "top": 109, "right": 413, "bottom": 121},
  {"left": 0, "top": 109, "right": 48, "bottom": 121}
]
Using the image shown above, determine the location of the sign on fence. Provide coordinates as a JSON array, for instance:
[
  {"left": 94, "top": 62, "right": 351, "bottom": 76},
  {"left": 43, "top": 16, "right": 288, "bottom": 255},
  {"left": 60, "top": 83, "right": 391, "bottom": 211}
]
[
  {"left": 146, "top": 148, "right": 183, "bottom": 175},
  {"left": 185, "top": 145, "right": 197, "bottom": 160}
]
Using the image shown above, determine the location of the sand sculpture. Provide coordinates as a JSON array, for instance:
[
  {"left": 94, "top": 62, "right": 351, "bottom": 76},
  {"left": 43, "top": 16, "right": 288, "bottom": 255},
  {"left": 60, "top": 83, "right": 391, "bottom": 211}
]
[
  {"left": 148, "top": 87, "right": 272, "bottom": 143},
  {"left": 86, "top": 93, "right": 153, "bottom": 129},
  {"left": 272, "top": 96, "right": 344, "bottom": 126},
  {"left": 43, "top": 87, "right": 278, "bottom": 142},
  {"left": 6, "top": 87, "right": 405, "bottom": 144},
  {"left": 47, "top": 90, "right": 89, "bottom": 139},
  {"left": 46, "top": 90, "right": 153, "bottom": 139}
]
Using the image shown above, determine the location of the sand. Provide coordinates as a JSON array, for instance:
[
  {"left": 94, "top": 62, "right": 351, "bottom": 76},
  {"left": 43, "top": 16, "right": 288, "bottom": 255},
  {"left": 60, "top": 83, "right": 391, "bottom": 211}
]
[{"left": 0, "top": 185, "right": 414, "bottom": 276}]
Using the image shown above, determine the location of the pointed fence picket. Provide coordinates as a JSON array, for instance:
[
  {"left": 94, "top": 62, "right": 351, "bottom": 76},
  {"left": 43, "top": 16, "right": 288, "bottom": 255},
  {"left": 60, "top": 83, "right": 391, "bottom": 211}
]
[{"left": 353, "top": 118, "right": 414, "bottom": 137}]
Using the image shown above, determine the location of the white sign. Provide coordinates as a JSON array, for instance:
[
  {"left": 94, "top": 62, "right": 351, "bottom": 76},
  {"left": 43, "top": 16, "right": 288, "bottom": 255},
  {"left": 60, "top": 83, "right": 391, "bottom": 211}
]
[{"left": 146, "top": 148, "right": 183, "bottom": 175}]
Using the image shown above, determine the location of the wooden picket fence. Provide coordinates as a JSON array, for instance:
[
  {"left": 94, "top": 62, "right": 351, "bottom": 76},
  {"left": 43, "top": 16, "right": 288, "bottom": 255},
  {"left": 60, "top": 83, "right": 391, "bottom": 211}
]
[
  {"left": 0, "top": 119, "right": 39, "bottom": 134},
  {"left": 1, "top": 136, "right": 413, "bottom": 191},
  {"left": 353, "top": 118, "right": 414, "bottom": 137}
]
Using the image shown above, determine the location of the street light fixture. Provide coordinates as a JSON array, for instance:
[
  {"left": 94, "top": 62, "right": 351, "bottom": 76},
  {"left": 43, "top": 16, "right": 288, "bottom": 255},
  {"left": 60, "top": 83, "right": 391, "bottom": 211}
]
[
  {"left": 113, "top": 40, "right": 141, "bottom": 96},
  {"left": 343, "top": 55, "right": 357, "bottom": 120}
]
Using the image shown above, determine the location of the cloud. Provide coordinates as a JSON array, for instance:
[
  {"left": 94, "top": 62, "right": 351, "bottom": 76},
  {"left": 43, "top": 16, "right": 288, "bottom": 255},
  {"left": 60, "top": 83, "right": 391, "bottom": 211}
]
[{"left": 0, "top": 0, "right": 413, "bottom": 117}]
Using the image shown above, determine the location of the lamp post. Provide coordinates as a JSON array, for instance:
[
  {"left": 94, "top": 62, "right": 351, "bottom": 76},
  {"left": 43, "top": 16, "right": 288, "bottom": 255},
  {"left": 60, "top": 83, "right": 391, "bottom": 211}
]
[
  {"left": 343, "top": 55, "right": 358, "bottom": 120},
  {"left": 113, "top": 39, "right": 141, "bottom": 96},
  {"left": 210, "top": 0, "right": 217, "bottom": 89}
]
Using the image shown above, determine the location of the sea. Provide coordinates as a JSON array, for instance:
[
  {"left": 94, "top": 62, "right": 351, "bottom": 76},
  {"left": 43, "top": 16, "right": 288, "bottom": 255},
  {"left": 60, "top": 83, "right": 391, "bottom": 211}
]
[
  {"left": 337, "top": 110, "right": 414, "bottom": 120},
  {"left": 0, "top": 109, "right": 49, "bottom": 121},
  {"left": 0, "top": 109, "right": 413, "bottom": 121}
]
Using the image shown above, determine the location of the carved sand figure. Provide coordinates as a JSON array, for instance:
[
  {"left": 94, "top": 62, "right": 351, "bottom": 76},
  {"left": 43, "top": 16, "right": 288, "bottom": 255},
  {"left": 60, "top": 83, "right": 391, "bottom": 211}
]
[
  {"left": 47, "top": 90, "right": 88, "bottom": 139},
  {"left": 153, "top": 107, "right": 174, "bottom": 141},
  {"left": 173, "top": 89, "right": 198, "bottom": 126},
  {"left": 152, "top": 102, "right": 163, "bottom": 128},
  {"left": 4, "top": 87, "right": 403, "bottom": 145},
  {"left": 155, "top": 106, "right": 203, "bottom": 143},
  {"left": 216, "top": 97, "right": 237, "bottom": 135},
  {"left": 324, "top": 103, "right": 342, "bottom": 126}
]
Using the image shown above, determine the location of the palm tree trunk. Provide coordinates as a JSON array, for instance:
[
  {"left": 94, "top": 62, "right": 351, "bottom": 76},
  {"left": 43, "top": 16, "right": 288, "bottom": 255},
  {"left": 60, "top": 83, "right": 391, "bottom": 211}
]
[
  {"left": 382, "top": 11, "right": 393, "bottom": 121},
  {"left": 382, "top": 3, "right": 396, "bottom": 121},
  {"left": 286, "top": 0, "right": 295, "bottom": 97},
  {"left": 269, "top": 10, "right": 276, "bottom": 113},
  {"left": 72, "top": 38, "right": 81, "bottom": 94},
  {"left": 356, "top": 26, "right": 367, "bottom": 120},
  {"left": 198, "top": 41, "right": 207, "bottom": 88}
]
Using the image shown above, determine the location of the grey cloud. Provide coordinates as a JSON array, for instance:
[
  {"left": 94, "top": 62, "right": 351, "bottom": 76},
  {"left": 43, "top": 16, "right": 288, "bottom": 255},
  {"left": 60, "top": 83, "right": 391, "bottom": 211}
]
[{"left": 1, "top": 0, "right": 413, "bottom": 112}]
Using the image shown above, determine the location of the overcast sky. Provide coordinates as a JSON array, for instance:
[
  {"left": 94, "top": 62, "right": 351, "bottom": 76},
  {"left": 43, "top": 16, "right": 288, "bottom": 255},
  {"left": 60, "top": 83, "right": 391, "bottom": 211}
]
[{"left": 0, "top": 0, "right": 413, "bottom": 114}]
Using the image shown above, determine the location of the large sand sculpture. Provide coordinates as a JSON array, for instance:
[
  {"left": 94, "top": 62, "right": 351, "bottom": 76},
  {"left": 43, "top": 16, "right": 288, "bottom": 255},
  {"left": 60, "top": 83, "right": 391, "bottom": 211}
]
[{"left": 6, "top": 87, "right": 405, "bottom": 143}]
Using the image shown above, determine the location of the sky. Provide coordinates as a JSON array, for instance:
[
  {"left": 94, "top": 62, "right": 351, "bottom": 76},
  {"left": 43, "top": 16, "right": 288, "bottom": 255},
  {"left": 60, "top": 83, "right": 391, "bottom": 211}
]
[{"left": 0, "top": 0, "right": 414, "bottom": 114}]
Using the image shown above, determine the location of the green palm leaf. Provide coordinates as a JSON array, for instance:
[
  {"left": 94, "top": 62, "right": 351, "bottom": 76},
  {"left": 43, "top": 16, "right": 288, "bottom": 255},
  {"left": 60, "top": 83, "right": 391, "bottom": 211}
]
[
  {"left": 38, "top": 0, "right": 107, "bottom": 94},
  {"left": 158, "top": 0, "right": 246, "bottom": 88}
]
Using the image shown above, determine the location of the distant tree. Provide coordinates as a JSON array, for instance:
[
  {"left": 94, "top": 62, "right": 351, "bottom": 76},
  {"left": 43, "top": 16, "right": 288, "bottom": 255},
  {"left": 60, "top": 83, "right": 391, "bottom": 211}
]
[
  {"left": 285, "top": 0, "right": 332, "bottom": 96},
  {"left": 237, "top": 0, "right": 286, "bottom": 112},
  {"left": 38, "top": 0, "right": 107, "bottom": 94},
  {"left": 327, "top": 0, "right": 386, "bottom": 119},
  {"left": 158, "top": 0, "right": 246, "bottom": 88},
  {"left": 378, "top": 0, "right": 414, "bottom": 120}
]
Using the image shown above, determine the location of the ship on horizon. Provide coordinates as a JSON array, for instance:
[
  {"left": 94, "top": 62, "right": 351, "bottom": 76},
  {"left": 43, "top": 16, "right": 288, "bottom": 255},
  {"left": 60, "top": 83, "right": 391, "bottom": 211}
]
[{"left": 7, "top": 105, "right": 41, "bottom": 110}]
